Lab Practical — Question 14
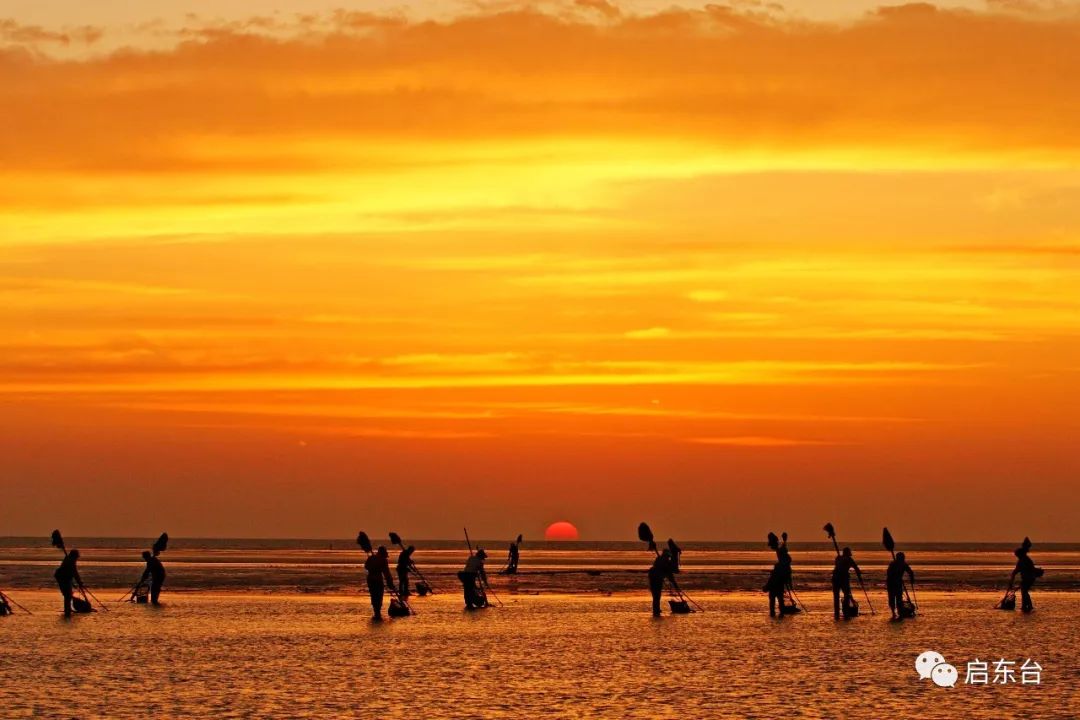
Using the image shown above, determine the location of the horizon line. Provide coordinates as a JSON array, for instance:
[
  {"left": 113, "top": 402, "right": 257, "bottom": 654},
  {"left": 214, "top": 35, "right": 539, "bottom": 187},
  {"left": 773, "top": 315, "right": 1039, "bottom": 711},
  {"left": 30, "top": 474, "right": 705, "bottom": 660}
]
[{"left": 1, "top": 535, "right": 1075, "bottom": 545}]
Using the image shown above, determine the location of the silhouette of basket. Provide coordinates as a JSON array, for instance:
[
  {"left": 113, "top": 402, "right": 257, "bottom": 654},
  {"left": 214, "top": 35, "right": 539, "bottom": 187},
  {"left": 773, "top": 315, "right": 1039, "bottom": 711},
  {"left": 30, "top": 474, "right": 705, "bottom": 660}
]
[
  {"left": 842, "top": 599, "right": 860, "bottom": 618},
  {"left": 668, "top": 599, "right": 692, "bottom": 614}
]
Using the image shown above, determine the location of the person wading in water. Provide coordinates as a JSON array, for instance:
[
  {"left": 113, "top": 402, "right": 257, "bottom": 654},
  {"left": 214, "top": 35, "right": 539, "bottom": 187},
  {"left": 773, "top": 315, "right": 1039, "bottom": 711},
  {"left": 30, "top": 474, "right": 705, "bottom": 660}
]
[
  {"left": 139, "top": 550, "right": 166, "bottom": 606},
  {"left": 1010, "top": 538, "right": 1043, "bottom": 613},
  {"left": 459, "top": 549, "right": 489, "bottom": 609},
  {"left": 766, "top": 532, "right": 795, "bottom": 617},
  {"left": 648, "top": 549, "right": 677, "bottom": 617},
  {"left": 55, "top": 549, "right": 84, "bottom": 617},
  {"left": 831, "top": 547, "right": 862, "bottom": 620},
  {"left": 502, "top": 536, "right": 521, "bottom": 575},
  {"left": 886, "top": 551, "right": 915, "bottom": 620},
  {"left": 364, "top": 546, "right": 394, "bottom": 621},
  {"left": 396, "top": 545, "right": 416, "bottom": 598}
]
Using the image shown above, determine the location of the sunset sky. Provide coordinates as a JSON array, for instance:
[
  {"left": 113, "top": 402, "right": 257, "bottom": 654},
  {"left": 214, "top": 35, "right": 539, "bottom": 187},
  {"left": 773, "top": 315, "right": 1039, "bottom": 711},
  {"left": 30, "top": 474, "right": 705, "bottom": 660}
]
[{"left": 2, "top": 1, "right": 1078, "bottom": 541}]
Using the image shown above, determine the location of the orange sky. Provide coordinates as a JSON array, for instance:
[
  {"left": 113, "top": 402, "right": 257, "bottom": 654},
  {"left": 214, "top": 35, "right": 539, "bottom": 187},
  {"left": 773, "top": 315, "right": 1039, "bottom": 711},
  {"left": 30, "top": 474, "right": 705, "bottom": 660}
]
[{"left": 2, "top": 2, "right": 1079, "bottom": 540}]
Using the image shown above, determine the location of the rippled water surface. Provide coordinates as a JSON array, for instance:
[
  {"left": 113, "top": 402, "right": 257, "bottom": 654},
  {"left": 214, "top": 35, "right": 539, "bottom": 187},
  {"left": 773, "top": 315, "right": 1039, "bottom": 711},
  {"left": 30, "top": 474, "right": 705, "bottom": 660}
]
[{"left": 1, "top": 590, "right": 1076, "bottom": 719}]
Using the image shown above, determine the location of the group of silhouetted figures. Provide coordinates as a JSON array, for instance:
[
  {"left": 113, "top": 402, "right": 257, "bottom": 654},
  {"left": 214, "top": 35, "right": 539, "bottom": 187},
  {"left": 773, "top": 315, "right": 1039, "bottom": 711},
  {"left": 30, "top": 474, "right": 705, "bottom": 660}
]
[
  {"left": 354, "top": 530, "right": 521, "bottom": 620},
  {"left": 0, "top": 529, "right": 524, "bottom": 620},
  {"left": 0, "top": 531, "right": 170, "bottom": 618},
  {"left": 0, "top": 527, "right": 1045, "bottom": 621},
  {"left": 48, "top": 530, "right": 169, "bottom": 616},
  {"left": 754, "top": 525, "right": 1043, "bottom": 621},
  {"left": 642, "top": 522, "right": 1044, "bottom": 621},
  {"left": 760, "top": 529, "right": 917, "bottom": 620}
]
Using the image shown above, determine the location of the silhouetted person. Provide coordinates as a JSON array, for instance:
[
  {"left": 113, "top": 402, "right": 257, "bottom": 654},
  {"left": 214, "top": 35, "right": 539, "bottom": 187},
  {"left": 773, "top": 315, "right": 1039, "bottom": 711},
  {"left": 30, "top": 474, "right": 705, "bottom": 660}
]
[
  {"left": 459, "top": 549, "right": 488, "bottom": 609},
  {"left": 667, "top": 539, "right": 682, "bottom": 573},
  {"left": 648, "top": 549, "right": 676, "bottom": 617},
  {"left": 364, "top": 546, "right": 394, "bottom": 620},
  {"left": 140, "top": 550, "right": 166, "bottom": 605},
  {"left": 1010, "top": 543, "right": 1042, "bottom": 613},
  {"left": 886, "top": 551, "right": 914, "bottom": 620},
  {"left": 396, "top": 545, "right": 415, "bottom": 598},
  {"left": 831, "top": 547, "right": 862, "bottom": 620},
  {"left": 767, "top": 545, "right": 794, "bottom": 617},
  {"left": 0, "top": 593, "right": 11, "bottom": 616},
  {"left": 504, "top": 540, "right": 520, "bottom": 575},
  {"left": 55, "top": 549, "right": 82, "bottom": 617}
]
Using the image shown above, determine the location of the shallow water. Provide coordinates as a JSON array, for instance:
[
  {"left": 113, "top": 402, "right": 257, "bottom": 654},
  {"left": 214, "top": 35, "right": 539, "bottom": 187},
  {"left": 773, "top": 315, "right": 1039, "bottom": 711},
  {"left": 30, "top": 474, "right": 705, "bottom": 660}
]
[
  {"left": 1, "top": 590, "right": 1076, "bottom": 719},
  {"left": 3, "top": 538, "right": 1078, "bottom": 594}
]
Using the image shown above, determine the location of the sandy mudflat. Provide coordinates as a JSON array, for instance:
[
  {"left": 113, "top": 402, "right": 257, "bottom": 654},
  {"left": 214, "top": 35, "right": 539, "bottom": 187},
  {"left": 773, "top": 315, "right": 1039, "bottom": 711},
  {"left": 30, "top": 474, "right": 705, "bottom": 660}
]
[{"left": 1, "top": 590, "right": 1076, "bottom": 719}]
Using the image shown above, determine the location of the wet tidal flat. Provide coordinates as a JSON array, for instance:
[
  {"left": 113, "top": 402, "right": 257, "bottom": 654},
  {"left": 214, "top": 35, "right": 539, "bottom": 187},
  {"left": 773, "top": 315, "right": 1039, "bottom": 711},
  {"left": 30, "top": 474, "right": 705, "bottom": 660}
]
[{"left": 1, "top": 591, "right": 1077, "bottom": 719}]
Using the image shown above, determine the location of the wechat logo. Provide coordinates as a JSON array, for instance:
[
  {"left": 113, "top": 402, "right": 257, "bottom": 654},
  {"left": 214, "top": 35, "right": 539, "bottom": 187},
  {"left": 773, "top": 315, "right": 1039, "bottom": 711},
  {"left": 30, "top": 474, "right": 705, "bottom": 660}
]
[{"left": 915, "top": 650, "right": 958, "bottom": 688}]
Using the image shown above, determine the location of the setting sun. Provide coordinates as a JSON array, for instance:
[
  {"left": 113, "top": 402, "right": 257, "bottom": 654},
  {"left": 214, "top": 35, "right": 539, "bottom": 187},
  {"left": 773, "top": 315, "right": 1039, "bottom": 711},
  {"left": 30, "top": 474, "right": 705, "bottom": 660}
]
[{"left": 544, "top": 522, "right": 581, "bottom": 541}]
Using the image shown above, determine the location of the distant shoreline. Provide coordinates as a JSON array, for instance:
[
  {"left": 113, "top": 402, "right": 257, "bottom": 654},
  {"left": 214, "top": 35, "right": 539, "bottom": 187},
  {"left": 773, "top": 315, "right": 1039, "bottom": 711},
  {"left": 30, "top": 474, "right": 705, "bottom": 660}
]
[
  {"left": 5, "top": 544, "right": 1079, "bottom": 593},
  {"left": 2, "top": 537, "right": 1079, "bottom": 549}
]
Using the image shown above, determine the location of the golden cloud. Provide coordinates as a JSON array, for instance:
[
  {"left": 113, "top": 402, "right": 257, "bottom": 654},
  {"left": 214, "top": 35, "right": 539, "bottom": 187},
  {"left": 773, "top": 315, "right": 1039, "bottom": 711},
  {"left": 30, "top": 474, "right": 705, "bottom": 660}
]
[{"left": 2, "top": 6, "right": 1079, "bottom": 174}]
